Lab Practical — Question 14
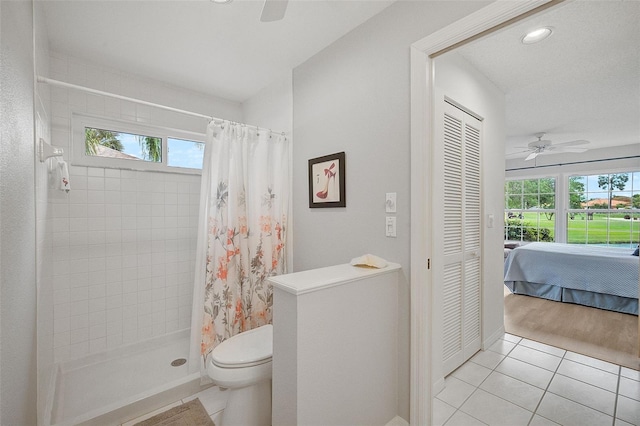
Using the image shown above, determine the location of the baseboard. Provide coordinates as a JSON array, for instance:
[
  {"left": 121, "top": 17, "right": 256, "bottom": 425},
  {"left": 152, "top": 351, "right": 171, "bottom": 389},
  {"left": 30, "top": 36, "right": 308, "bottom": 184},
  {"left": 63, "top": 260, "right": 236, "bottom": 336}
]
[
  {"left": 483, "top": 325, "right": 506, "bottom": 350},
  {"left": 385, "top": 415, "right": 409, "bottom": 426}
]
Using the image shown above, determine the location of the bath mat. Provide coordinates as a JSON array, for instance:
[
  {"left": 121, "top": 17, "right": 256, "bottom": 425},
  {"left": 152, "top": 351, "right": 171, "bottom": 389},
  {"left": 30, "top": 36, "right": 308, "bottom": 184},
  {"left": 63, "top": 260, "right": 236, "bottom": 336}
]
[{"left": 134, "top": 398, "right": 214, "bottom": 426}]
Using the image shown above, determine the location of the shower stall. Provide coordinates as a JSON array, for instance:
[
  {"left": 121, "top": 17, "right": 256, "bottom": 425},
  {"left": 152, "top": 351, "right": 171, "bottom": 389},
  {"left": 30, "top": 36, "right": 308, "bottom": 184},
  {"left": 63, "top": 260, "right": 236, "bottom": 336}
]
[{"left": 34, "top": 48, "right": 246, "bottom": 425}]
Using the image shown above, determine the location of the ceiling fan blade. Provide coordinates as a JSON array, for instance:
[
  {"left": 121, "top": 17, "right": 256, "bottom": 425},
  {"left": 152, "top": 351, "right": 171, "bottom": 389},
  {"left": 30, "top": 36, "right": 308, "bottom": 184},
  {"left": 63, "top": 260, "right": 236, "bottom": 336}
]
[
  {"left": 260, "top": 0, "right": 288, "bottom": 22},
  {"left": 525, "top": 151, "right": 539, "bottom": 161},
  {"left": 554, "top": 139, "right": 590, "bottom": 147},
  {"left": 551, "top": 147, "right": 589, "bottom": 153},
  {"left": 506, "top": 149, "right": 533, "bottom": 158}
]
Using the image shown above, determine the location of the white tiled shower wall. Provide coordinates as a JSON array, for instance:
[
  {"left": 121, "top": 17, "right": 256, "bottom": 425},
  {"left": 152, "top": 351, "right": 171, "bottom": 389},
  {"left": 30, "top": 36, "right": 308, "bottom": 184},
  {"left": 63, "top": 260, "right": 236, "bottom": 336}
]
[
  {"left": 49, "top": 168, "right": 200, "bottom": 361},
  {"left": 45, "top": 51, "right": 243, "bottom": 363}
]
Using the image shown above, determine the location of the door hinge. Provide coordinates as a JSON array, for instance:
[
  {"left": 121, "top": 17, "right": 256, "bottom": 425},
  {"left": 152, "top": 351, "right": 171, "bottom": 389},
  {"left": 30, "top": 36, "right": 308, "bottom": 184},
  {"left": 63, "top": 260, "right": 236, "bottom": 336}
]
[{"left": 427, "top": 258, "right": 430, "bottom": 269}]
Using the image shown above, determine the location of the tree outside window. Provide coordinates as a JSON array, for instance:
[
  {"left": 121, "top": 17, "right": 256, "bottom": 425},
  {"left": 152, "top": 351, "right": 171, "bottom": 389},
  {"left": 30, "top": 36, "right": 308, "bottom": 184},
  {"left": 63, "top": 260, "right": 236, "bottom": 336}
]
[
  {"left": 568, "top": 172, "right": 638, "bottom": 246},
  {"left": 504, "top": 177, "right": 556, "bottom": 242}
]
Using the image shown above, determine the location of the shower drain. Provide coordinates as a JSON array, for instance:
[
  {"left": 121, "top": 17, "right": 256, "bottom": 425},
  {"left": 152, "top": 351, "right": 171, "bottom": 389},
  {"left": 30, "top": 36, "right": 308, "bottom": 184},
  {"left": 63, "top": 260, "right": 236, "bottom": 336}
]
[{"left": 171, "top": 358, "right": 187, "bottom": 367}]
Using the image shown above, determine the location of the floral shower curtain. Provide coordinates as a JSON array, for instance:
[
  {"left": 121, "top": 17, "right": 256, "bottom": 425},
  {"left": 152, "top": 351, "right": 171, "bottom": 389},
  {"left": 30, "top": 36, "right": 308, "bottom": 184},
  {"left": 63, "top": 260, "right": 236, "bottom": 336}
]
[{"left": 190, "top": 121, "right": 289, "bottom": 377}]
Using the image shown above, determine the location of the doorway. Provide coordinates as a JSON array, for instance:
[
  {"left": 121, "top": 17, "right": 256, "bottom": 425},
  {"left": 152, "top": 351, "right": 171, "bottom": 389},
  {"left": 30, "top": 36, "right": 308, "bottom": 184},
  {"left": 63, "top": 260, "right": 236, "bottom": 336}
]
[{"left": 408, "top": 1, "right": 559, "bottom": 424}]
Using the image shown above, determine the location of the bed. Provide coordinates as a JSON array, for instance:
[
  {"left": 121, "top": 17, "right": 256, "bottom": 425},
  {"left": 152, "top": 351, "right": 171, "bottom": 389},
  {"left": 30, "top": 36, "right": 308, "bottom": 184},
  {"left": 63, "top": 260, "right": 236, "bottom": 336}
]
[{"left": 504, "top": 242, "right": 639, "bottom": 315}]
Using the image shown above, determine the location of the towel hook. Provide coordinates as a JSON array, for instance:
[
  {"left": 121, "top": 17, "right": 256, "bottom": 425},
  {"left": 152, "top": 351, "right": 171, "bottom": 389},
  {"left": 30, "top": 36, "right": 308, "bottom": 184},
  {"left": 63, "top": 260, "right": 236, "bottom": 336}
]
[{"left": 39, "top": 138, "right": 64, "bottom": 163}]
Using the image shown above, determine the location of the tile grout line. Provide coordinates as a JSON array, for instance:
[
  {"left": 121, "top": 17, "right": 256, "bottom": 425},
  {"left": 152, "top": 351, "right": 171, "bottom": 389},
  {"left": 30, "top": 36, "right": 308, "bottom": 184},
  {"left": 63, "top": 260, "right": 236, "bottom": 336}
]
[
  {"left": 446, "top": 337, "right": 522, "bottom": 426},
  {"left": 441, "top": 337, "right": 518, "bottom": 426},
  {"left": 517, "top": 339, "right": 624, "bottom": 397},
  {"left": 442, "top": 334, "right": 633, "bottom": 426},
  {"left": 482, "top": 343, "right": 544, "bottom": 424},
  {"left": 611, "top": 365, "right": 621, "bottom": 426},
  {"left": 530, "top": 348, "right": 624, "bottom": 422},
  {"left": 548, "top": 358, "right": 622, "bottom": 419},
  {"left": 527, "top": 346, "right": 567, "bottom": 426}
]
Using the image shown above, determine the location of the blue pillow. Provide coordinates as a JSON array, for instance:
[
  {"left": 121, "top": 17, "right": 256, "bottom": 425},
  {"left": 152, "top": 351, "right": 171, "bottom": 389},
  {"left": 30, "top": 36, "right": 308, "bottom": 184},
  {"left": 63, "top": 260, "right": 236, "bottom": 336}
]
[{"left": 633, "top": 246, "right": 639, "bottom": 256}]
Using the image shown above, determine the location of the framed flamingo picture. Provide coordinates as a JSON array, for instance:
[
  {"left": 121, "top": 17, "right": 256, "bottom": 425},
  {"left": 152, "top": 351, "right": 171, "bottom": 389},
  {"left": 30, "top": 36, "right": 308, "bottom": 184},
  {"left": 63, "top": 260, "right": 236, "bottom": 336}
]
[{"left": 308, "top": 151, "right": 346, "bottom": 208}]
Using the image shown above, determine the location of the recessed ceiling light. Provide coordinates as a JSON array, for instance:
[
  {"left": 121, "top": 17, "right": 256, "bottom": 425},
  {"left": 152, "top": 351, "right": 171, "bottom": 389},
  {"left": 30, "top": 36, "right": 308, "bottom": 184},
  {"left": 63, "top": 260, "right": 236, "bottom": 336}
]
[
  {"left": 211, "top": 0, "right": 233, "bottom": 4},
  {"left": 521, "top": 27, "right": 553, "bottom": 44}
]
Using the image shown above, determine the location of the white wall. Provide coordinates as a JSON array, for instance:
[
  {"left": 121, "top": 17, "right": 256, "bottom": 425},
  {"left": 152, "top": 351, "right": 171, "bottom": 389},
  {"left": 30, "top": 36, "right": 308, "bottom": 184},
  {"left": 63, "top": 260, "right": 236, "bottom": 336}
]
[
  {"left": 291, "top": 1, "right": 490, "bottom": 419},
  {"left": 34, "top": 1, "right": 55, "bottom": 423},
  {"left": 433, "top": 52, "right": 506, "bottom": 383},
  {"left": 44, "top": 52, "right": 244, "bottom": 364},
  {"left": 243, "top": 71, "right": 293, "bottom": 138},
  {"left": 0, "top": 1, "right": 38, "bottom": 424},
  {"left": 243, "top": 72, "right": 294, "bottom": 270}
]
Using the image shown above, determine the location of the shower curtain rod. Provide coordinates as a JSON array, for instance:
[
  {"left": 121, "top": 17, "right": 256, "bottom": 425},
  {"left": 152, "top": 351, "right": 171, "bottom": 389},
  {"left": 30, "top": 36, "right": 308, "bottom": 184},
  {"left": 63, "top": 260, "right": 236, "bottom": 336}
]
[{"left": 37, "top": 76, "right": 286, "bottom": 136}]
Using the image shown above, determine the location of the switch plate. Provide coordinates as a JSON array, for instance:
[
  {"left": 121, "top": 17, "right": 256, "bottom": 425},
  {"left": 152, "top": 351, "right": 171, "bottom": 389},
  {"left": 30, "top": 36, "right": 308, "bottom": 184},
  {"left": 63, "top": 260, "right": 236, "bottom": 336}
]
[
  {"left": 385, "top": 192, "right": 397, "bottom": 213},
  {"left": 386, "top": 216, "right": 397, "bottom": 237},
  {"left": 488, "top": 214, "right": 494, "bottom": 228}
]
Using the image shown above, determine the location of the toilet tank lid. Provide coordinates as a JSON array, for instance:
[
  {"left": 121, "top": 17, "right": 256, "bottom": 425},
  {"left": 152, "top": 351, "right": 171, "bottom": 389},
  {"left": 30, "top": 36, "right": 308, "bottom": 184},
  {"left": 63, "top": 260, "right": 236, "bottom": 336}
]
[{"left": 211, "top": 324, "right": 273, "bottom": 367}]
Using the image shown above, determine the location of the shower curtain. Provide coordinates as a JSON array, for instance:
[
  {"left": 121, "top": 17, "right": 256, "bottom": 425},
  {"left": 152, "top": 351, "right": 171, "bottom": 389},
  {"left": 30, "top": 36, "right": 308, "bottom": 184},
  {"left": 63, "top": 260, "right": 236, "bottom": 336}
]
[{"left": 190, "top": 121, "right": 289, "bottom": 377}]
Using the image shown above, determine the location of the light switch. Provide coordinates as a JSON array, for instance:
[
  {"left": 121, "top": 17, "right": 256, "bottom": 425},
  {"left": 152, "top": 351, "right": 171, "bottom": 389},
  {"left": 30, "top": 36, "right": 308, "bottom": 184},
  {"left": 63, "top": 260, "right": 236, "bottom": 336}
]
[
  {"left": 386, "top": 216, "right": 397, "bottom": 237},
  {"left": 385, "top": 192, "right": 397, "bottom": 213},
  {"left": 488, "top": 214, "right": 494, "bottom": 228}
]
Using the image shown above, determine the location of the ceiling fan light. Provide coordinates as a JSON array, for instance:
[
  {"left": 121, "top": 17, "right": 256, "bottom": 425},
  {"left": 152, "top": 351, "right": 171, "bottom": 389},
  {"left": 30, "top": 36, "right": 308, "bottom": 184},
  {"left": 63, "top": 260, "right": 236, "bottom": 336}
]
[{"left": 521, "top": 27, "right": 553, "bottom": 44}]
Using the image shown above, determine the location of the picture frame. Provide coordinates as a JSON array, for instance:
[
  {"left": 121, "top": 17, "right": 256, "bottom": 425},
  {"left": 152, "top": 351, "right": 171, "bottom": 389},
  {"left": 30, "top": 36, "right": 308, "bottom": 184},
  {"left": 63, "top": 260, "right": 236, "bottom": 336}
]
[{"left": 308, "top": 152, "right": 346, "bottom": 208}]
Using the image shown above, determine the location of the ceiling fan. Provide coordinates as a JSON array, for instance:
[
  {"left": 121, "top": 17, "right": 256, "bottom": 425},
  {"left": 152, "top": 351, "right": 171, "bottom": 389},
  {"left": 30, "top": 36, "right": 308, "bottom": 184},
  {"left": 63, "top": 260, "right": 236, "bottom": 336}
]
[
  {"left": 260, "top": 0, "right": 289, "bottom": 22},
  {"left": 213, "top": 0, "right": 288, "bottom": 22},
  {"left": 515, "top": 133, "right": 590, "bottom": 161}
]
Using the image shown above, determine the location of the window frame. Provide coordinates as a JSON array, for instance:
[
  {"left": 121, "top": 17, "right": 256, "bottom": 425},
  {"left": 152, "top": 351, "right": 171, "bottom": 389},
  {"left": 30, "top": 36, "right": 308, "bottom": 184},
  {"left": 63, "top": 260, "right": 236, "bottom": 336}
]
[
  {"left": 72, "top": 113, "right": 205, "bottom": 174},
  {"left": 504, "top": 176, "right": 558, "bottom": 243},
  {"left": 565, "top": 170, "right": 639, "bottom": 246}
]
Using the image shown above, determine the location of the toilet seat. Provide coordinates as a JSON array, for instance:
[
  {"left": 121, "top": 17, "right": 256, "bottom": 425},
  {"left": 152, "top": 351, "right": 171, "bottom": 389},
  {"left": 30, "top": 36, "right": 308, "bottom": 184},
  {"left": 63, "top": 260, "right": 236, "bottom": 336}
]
[
  {"left": 211, "top": 324, "right": 273, "bottom": 368},
  {"left": 207, "top": 357, "right": 272, "bottom": 388}
]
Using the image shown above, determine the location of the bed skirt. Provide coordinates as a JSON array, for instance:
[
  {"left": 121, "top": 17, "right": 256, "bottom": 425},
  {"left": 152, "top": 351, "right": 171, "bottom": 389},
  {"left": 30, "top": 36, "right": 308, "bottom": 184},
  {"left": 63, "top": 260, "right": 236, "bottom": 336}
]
[{"left": 505, "top": 281, "right": 638, "bottom": 315}]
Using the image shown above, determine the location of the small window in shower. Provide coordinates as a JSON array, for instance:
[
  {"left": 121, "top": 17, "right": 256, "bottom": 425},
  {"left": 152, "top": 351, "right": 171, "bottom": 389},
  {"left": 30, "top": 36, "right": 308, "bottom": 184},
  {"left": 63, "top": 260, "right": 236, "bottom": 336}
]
[
  {"left": 72, "top": 114, "right": 204, "bottom": 174},
  {"left": 85, "top": 127, "right": 163, "bottom": 163},
  {"left": 168, "top": 138, "right": 204, "bottom": 169}
]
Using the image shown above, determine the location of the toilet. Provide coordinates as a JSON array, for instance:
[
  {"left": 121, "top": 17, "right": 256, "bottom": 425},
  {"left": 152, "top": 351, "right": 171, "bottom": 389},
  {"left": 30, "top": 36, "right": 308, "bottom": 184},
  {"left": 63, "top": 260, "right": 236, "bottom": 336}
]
[{"left": 207, "top": 324, "right": 273, "bottom": 426}]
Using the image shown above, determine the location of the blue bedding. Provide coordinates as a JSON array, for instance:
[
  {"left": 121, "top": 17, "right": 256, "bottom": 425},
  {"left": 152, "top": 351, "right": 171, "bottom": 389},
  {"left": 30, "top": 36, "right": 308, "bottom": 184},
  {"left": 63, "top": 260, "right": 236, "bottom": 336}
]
[{"left": 504, "top": 242, "right": 639, "bottom": 315}]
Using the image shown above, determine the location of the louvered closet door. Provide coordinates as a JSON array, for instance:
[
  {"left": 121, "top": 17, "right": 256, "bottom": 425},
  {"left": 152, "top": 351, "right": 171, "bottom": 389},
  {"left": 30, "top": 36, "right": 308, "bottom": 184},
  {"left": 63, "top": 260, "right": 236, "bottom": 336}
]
[{"left": 435, "top": 100, "right": 482, "bottom": 376}]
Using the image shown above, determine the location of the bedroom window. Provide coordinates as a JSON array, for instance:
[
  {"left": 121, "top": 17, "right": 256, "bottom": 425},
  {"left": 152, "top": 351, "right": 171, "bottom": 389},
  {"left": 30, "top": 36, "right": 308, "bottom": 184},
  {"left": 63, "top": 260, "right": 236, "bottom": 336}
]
[
  {"left": 504, "top": 177, "right": 556, "bottom": 242},
  {"left": 72, "top": 114, "right": 205, "bottom": 173},
  {"left": 567, "top": 172, "right": 640, "bottom": 247}
]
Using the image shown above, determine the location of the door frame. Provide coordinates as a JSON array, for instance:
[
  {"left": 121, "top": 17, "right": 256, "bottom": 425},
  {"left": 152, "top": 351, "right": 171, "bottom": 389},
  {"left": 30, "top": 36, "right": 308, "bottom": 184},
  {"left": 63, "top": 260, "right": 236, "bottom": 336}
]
[{"left": 409, "top": 1, "right": 557, "bottom": 423}]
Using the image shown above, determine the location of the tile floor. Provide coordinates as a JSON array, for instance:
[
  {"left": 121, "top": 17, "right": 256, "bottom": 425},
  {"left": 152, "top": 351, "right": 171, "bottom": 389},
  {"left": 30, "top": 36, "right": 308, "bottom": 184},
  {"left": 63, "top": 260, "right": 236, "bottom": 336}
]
[
  {"left": 435, "top": 333, "right": 640, "bottom": 426},
  {"left": 122, "top": 332, "right": 640, "bottom": 426}
]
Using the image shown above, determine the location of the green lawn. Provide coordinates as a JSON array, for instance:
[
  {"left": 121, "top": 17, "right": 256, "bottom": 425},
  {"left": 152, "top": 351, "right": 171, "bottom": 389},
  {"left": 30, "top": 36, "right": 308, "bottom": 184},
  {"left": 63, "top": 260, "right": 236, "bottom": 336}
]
[{"left": 508, "top": 212, "right": 640, "bottom": 245}]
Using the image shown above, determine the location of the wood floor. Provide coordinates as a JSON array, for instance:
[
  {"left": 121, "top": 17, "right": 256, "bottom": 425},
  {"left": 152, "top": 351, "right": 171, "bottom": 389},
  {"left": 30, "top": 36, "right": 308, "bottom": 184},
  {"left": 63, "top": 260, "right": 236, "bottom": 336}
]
[{"left": 504, "top": 287, "right": 640, "bottom": 371}]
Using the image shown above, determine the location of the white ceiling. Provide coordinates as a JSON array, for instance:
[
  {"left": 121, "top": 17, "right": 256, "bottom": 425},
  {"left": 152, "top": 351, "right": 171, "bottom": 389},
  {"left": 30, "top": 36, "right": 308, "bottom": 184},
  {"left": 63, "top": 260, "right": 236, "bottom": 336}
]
[
  {"left": 39, "top": 0, "right": 396, "bottom": 103},
  {"left": 39, "top": 0, "right": 640, "bottom": 158},
  {"left": 454, "top": 0, "right": 640, "bottom": 158}
]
